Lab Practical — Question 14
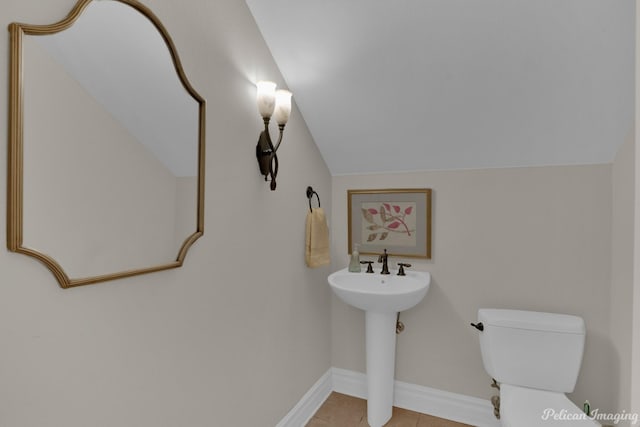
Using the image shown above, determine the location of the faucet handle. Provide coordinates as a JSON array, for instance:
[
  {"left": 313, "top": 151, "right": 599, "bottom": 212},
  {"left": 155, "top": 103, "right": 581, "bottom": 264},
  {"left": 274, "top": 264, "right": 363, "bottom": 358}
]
[
  {"left": 360, "top": 260, "right": 374, "bottom": 273},
  {"left": 397, "top": 263, "right": 411, "bottom": 276}
]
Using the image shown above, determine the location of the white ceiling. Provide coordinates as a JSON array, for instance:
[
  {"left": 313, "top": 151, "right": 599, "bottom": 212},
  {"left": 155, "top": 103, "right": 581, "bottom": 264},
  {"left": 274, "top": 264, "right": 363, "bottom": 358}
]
[{"left": 245, "top": 0, "right": 635, "bottom": 175}]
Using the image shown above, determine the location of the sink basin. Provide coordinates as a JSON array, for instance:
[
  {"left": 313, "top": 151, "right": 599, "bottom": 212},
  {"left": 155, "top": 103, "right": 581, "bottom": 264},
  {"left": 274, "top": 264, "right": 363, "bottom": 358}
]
[
  {"left": 328, "top": 267, "right": 431, "bottom": 427},
  {"left": 328, "top": 268, "right": 430, "bottom": 313}
]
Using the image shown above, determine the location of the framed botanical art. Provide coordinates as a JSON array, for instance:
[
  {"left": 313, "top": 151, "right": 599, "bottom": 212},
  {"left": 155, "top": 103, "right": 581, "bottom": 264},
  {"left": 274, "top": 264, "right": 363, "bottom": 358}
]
[{"left": 348, "top": 188, "right": 432, "bottom": 259}]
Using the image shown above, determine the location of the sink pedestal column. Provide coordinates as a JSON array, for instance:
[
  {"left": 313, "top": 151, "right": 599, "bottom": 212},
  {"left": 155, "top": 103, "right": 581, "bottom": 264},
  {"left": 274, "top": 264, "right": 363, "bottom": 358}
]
[{"left": 365, "top": 311, "right": 398, "bottom": 427}]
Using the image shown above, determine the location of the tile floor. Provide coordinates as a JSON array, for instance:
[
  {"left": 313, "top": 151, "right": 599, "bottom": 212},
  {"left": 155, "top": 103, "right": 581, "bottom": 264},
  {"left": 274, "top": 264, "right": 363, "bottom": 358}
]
[{"left": 306, "top": 392, "right": 473, "bottom": 427}]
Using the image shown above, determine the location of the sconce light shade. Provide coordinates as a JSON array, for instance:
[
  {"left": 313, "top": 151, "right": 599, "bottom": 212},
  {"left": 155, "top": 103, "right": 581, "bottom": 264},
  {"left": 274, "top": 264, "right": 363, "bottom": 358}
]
[
  {"left": 274, "top": 90, "right": 292, "bottom": 125},
  {"left": 256, "top": 81, "right": 277, "bottom": 118},
  {"left": 255, "top": 81, "right": 292, "bottom": 191}
]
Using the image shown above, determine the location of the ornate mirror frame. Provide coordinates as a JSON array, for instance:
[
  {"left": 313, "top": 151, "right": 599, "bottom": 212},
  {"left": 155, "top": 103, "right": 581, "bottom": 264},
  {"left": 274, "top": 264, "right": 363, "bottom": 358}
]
[{"left": 7, "top": 0, "right": 206, "bottom": 288}]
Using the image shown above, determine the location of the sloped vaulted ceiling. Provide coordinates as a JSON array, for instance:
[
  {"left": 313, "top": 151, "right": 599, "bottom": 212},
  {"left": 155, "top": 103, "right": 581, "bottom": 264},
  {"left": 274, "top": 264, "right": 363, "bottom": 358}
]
[{"left": 245, "top": 0, "right": 635, "bottom": 175}]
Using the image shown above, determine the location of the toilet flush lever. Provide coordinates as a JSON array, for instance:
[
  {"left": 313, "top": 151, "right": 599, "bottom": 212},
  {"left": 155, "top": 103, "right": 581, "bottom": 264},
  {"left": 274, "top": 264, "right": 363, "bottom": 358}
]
[{"left": 470, "top": 322, "right": 484, "bottom": 331}]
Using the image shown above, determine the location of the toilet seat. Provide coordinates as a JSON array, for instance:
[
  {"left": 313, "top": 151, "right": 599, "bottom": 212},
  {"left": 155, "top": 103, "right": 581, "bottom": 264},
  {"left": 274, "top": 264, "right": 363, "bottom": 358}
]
[{"left": 500, "top": 384, "right": 600, "bottom": 426}]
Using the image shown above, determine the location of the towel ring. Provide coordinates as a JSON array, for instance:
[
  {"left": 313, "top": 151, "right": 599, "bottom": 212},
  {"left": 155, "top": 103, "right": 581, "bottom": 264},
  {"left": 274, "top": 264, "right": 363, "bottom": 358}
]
[{"left": 306, "top": 186, "right": 321, "bottom": 212}]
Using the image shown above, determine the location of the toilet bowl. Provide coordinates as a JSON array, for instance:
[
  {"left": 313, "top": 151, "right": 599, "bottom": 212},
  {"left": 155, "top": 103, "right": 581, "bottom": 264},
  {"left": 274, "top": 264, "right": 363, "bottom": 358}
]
[
  {"left": 500, "top": 384, "right": 599, "bottom": 426},
  {"left": 475, "top": 309, "right": 600, "bottom": 426}
]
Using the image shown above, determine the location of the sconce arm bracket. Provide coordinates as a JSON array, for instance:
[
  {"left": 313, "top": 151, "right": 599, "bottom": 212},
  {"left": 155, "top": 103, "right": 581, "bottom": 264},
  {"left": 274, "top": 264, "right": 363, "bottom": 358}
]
[{"left": 255, "top": 119, "right": 286, "bottom": 191}]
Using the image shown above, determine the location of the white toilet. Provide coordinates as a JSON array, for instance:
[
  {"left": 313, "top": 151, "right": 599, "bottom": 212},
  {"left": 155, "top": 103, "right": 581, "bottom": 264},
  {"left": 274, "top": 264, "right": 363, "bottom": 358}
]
[{"left": 475, "top": 308, "right": 600, "bottom": 426}]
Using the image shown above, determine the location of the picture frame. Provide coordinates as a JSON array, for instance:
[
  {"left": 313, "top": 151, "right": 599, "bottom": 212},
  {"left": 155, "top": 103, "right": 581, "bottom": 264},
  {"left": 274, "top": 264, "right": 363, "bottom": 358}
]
[{"left": 348, "top": 188, "right": 432, "bottom": 259}]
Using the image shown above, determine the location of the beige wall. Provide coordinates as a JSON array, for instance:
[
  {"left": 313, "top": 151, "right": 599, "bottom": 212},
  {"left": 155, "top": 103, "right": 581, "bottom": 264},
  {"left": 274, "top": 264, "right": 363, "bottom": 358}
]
[
  {"left": 0, "top": 0, "right": 332, "bottom": 426},
  {"left": 332, "top": 164, "right": 615, "bottom": 412},
  {"left": 633, "top": 0, "right": 640, "bottom": 417},
  {"left": 612, "top": 130, "right": 635, "bottom": 425}
]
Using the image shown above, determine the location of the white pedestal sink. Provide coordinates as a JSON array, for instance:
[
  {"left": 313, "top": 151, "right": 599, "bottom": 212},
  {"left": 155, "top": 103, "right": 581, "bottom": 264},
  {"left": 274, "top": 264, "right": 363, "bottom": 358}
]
[{"left": 328, "top": 268, "right": 431, "bottom": 427}]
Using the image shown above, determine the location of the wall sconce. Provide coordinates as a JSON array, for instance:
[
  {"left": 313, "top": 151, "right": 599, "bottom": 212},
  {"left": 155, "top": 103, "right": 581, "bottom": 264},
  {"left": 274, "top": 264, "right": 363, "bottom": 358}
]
[{"left": 255, "top": 81, "right": 292, "bottom": 191}]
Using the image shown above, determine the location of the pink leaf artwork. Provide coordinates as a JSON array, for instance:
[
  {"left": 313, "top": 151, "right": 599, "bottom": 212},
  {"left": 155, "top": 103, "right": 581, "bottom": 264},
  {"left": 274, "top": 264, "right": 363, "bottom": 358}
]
[
  {"left": 359, "top": 201, "right": 417, "bottom": 246},
  {"left": 362, "top": 208, "right": 375, "bottom": 224},
  {"left": 380, "top": 206, "right": 388, "bottom": 222}
]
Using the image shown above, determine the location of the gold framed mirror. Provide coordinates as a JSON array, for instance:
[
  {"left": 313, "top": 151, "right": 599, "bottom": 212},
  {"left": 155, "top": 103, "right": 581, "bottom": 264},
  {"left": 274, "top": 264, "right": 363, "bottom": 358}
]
[{"left": 7, "top": 0, "right": 206, "bottom": 288}]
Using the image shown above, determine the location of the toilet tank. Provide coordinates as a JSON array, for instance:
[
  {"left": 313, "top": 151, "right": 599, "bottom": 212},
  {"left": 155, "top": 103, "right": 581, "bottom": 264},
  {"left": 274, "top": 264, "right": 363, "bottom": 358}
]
[{"left": 477, "top": 309, "right": 586, "bottom": 393}]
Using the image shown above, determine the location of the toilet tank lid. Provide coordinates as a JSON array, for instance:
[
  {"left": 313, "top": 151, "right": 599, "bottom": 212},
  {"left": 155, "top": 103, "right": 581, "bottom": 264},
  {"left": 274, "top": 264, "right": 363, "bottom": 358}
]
[{"left": 478, "top": 309, "right": 585, "bottom": 334}]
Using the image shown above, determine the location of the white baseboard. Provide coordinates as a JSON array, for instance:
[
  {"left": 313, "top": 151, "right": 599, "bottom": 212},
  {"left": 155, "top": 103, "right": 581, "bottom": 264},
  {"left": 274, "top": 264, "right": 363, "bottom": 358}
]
[
  {"left": 278, "top": 367, "right": 500, "bottom": 427},
  {"left": 393, "top": 379, "right": 500, "bottom": 427},
  {"left": 275, "top": 369, "right": 333, "bottom": 427},
  {"left": 331, "top": 367, "right": 368, "bottom": 399}
]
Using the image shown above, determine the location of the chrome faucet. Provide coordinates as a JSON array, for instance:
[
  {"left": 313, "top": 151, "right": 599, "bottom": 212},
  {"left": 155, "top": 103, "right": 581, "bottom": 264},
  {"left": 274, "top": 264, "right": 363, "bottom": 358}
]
[{"left": 378, "top": 249, "right": 390, "bottom": 275}]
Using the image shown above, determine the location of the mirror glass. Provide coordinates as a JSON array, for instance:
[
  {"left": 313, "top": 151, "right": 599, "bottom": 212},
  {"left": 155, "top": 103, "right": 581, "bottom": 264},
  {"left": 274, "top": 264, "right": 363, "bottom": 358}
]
[{"left": 9, "top": 0, "right": 205, "bottom": 287}]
